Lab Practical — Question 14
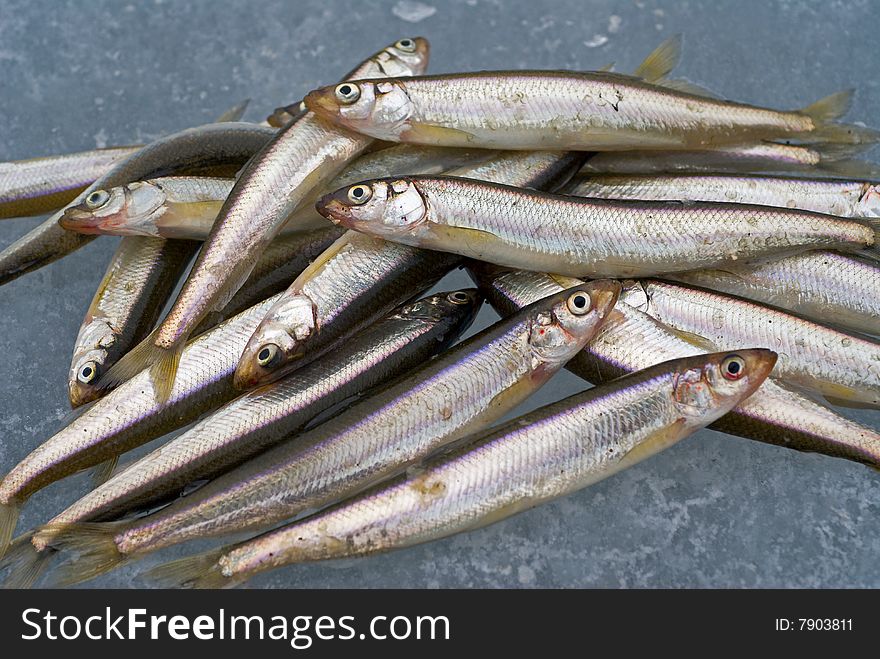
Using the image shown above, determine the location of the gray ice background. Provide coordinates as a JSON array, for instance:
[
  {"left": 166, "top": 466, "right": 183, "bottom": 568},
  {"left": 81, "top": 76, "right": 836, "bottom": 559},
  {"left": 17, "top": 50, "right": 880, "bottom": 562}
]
[{"left": 1, "top": 0, "right": 878, "bottom": 588}]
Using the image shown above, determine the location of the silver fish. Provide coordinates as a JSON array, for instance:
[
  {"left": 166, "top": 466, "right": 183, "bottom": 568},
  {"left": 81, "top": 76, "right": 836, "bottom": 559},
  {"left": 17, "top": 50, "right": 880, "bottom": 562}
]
[
  {"left": 43, "top": 281, "right": 619, "bottom": 585},
  {"left": 316, "top": 175, "right": 875, "bottom": 278},
  {"left": 147, "top": 349, "right": 775, "bottom": 588}
]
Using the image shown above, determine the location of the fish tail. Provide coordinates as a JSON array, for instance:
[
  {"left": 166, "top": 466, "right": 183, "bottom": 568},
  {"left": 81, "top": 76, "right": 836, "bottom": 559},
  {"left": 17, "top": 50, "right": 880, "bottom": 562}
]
[
  {"left": 88, "top": 455, "right": 119, "bottom": 489},
  {"left": 799, "top": 90, "right": 880, "bottom": 146},
  {"left": 0, "top": 534, "right": 53, "bottom": 589},
  {"left": 0, "top": 500, "right": 22, "bottom": 558},
  {"left": 98, "top": 329, "right": 182, "bottom": 402},
  {"left": 41, "top": 522, "right": 128, "bottom": 587},
  {"left": 142, "top": 547, "right": 234, "bottom": 589}
]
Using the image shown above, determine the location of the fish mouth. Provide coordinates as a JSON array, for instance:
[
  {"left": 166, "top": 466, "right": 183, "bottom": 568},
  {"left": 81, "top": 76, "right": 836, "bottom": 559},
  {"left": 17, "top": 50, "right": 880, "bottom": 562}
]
[
  {"left": 303, "top": 88, "right": 341, "bottom": 121},
  {"left": 67, "top": 380, "right": 100, "bottom": 408},
  {"left": 314, "top": 196, "right": 353, "bottom": 227},
  {"left": 59, "top": 208, "right": 102, "bottom": 234}
]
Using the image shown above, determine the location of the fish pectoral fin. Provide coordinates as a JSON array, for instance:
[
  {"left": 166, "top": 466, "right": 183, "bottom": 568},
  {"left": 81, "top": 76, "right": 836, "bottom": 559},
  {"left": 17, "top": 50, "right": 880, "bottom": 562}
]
[
  {"left": 665, "top": 326, "right": 718, "bottom": 351},
  {"left": 87, "top": 455, "right": 119, "bottom": 489},
  {"left": 615, "top": 419, "right": 689, "bottom": 471},
  {"left": 401, "top": 122, "right": 477, "bottom": 146},
  {"left": 633, "top": 34, "right": 682, "bottom": 82},
  {"left": 430, "top": 224, "right": 499, "bottom": 254},
  {"left": 821, "top": 392, "right": 879, "bottom": 410}
]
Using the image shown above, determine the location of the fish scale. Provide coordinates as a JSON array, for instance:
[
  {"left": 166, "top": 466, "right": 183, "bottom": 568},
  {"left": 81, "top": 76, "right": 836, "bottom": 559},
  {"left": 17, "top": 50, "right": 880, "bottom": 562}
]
[
  {"left": 147, "top": 351, "right": 773, "bottom": 587},
  {"left": 0, "top": 147, "right": 139, "bottom": 219},
  {"left": 319, "top": 175, "right": 874, "bottom": 278},
  {"left": 29, "top": 290, "right": 478, "bottom": 550},
  {"left": 43, "top": 281, "right": 617, "bottom": 584},
  {"left": 474, "top": 267, "right": 880, "bottom": 465},
  {"left": 632, "top": 280, "right": 880, "bottom": 408}
]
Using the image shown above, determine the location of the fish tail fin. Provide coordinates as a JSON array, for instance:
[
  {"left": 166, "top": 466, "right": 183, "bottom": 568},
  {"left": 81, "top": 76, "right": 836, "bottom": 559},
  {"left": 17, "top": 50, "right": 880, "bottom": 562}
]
[
  {"left": 88, "top": 455, "right": 119, "bottom": 489},
  {"left": 0, "top": 500, "right": 22, "bottom": 558},
  {"left": 799, "top": 89, "right": 880, "bottom": 146},
  {"left": 142, "top": 547, "right": 234, "bottom": 589},
  {"left": 0, "top": 534, "right": 53, "bottom": 589},
  {"left": 98, "top": 329, "right": 182, "bottom": 402},
  {"left": 41, "top": 522, "right": 128, "bottom": 587}
]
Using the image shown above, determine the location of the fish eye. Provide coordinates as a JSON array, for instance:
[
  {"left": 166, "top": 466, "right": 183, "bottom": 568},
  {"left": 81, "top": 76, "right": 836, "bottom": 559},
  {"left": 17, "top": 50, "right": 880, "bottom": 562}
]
[
  {"left": 395, "top": 38, "right": 417, "bottom": 52},
  {"left": 256, "top": 344, "right": 280, "bottom": 368},
  {"left": 77, "top": 361, "right": 99, "bottom": 384},
  {"left": 85, "top": 189, "right": 110, "bottom": 209},
  {"left": 447, "top": 291, "right": 471, "bottom": 305},
  {"left": 721, "top": 354, "right": 746, "bottom": 380},
  {"left": 335, "top": 83, "right": 361, "bottom": 104},
  {"left": 347, "top": 184, "right": 372, "bottom": 204},
  {"left": 566, "top": 291, "right": 591, "bottom": 315}
]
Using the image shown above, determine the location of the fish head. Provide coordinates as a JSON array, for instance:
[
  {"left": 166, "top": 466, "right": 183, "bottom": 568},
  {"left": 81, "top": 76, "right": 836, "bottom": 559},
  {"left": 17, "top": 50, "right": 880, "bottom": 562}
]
[
  {"left": 526, "top": 280, "right": 621, "bottom": 368},
  {"left": 234, "top": 294, "right": 316, "bottom": 389},
  {"left": 59, "top": 182, "right": 166, "bottom": 237},
  {"left": 366, "top": 37, "right": 431, "bottom": 78},
  {"left": 68, "top": 316, "right": 119, "bottom": 407},
  {"left": 672, "top": 348, "right": 778, "bottom": 425},
  {"left": 305, "top": 79, "right": 415, "bottom": 141},
  {"left": 316, "top": 178, "right": 429, "bottom": 239},
  {"left": 396, "top": 288, "right": 483, "bottom": 347}
]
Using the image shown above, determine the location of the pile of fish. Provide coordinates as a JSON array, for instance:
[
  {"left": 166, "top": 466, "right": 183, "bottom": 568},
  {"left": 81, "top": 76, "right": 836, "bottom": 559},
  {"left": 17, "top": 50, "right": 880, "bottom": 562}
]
[{"left": 0, "top": 35, "right": 877, "bottom": 589}]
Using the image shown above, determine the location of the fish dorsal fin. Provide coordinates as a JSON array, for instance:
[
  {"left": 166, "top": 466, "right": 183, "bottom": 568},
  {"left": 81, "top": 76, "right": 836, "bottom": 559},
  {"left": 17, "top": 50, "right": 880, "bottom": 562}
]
[
  {"left": 597, "top": 62, "right": 615, "bottom": 72},
  {"left": 215, "top": 99, "right": 251, "bottom": 123},
  {"left": 633, "top": 34, "right": 682, "bottom": 83},
  {"left": 654, "top": 78, "right": 721, "bottom": 99}
]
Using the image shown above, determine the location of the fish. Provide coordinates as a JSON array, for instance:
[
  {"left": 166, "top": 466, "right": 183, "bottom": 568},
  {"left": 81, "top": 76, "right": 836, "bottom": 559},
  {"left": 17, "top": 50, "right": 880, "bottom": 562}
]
[
  {"left": 146, "top": 349, "right": 775, "bottom": 588},
  {"left": 234, "top": 150, "right": 585, "bottom": 389},
  {"left": 0, "top": 147, "right": 140, "bottom": 220},
  {"left": 565, "top": 173, "right": 880, "bottom": 219},
  {"left": 630, "top": 279, "right": 880, "bottom": 409},
  {"left": 667, "top": 253, "right": 880, "bottom": 337},
  {"left": 104, "top": 38, "right": 432, "bottom": 401},
  {"left": 0, "top": 122, "right": 275, "bottom": 286},
  {"left": 27, "top": 289, "right": 480, "bottom": 564},
  {"left": 58, "top": 147, "right": 492, "bottom": 240},
  {"left": 472, "top": 266, "right": 880, "bottom": 467},
  {"left": 564, "top": 173, "right": 880, "bottom": 334},
  {"left": 579, "top": 142, "right": 880, "bottom": 177},
  {"left": 42, "top": 281, "right": 619, "bottom": 585},
  {"left": 0, "top": 292, "right": 291, "bottom": 558},
  {"left": 196, "top": 227, "right": 345, "bottom": 334},
  {"left": 303, "top": 59, "right": 877, "bottom": 151},
  {"left": 67, "top": 237, "right": 199, "bottom": 408},
  {"left": 315, "top": 175, "right": 875, "bottom": 278}
]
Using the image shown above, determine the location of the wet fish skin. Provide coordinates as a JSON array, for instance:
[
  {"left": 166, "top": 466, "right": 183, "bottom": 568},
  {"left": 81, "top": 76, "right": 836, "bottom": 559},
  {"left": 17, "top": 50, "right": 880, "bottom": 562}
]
[
  {"left": 564, "top": 173, "right": 880, "bottom": 335},
  {"left": 58, "top": 147, "right": 492, "bottom": 240},
  {"left": 304, "top": 67, "right": 871, "bottom": 150},
  {"left": 472, "top": 266, "right": 880, "bottom": 467},
  {"left": 565, "top": 173, "right": 880, "bottom": 218},
  {"left": 667, "top": 252, "right": 880, "bottom": 337},
  {"left": 32, "top": 289, "right": 481, "bottom": 551},
  {"left": 149, "top": 349, "right": 774, "bottom": 587},
  {"left": 0, "top": 122, "right": 275, "bottom": 286},
  {"left": 316, "top": 175, "right": 875, "bottom": 278},
  {"left": 235, "top": 150, "right": 584, "bottom": 389},
  {"left": 46, "top": 280, "right": 618, "bottom": 581},
  {"left": 195, "top": 227, "right": 346, "bottom": 335},
  {"left": 0, "top": 294, "right": 283, "bottom": 556},
  {"left": 629, "top": 279, "right": 880, "bottom": 409},
  {"left": 68, "top": 237, "right": 199, "bottom": 408},
  {"left": 0, "top": 147, "right": 140, "bottom": 220},
  {"left": 580, "top": 142, "right": 880, "bottom": 178},
  {"left": 121, "top": 39, "right": 430, "bottom": 401}
]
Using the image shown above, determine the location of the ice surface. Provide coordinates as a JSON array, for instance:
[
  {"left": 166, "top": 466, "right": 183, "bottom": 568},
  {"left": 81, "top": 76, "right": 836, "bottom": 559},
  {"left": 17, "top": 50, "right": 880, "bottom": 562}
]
[{"left": 0, "top": 0, "right": 878, "bottom": 589}]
